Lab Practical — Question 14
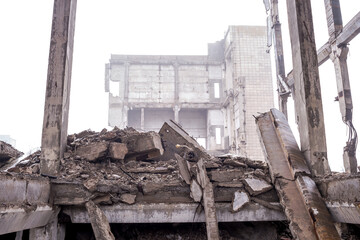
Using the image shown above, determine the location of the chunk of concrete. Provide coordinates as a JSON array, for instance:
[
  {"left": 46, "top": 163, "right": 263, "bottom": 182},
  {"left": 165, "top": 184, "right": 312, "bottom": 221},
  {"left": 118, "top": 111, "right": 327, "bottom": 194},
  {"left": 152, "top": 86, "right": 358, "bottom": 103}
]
[
  {"left": 0, "top": 141, "right": 23, "bottom": 169},
  {"left": 120, "top": 194, "right": 136, "bottom": 205},
  {"left": 124, "top": 131, "right": 164, "bottom": 160},
  {"left": 190, "top": 179, "right": 202, "bottom": 202},
  {"left": 108, "top": 142, "right": 128, "bottom": 160},
  {"left": 175, "top": 154, "right": 191, "bottom": 184},
  {"left": 223, "top": 159, "right": 247, "bottom": 168},
  {"left": 232, "top": 191, "right": 250, "bottom": 212},
  {"left": 75, "top": 142, "right": 108, "bottom": 162},
  {"left": 85, "top": 200, "right": 115, "bottom": 240},
  {"left": 210, "top": 170, "right": 243, "bottom": 182},
  {"left": 243, "top": 178, "right": 272, "bottom": 196}
]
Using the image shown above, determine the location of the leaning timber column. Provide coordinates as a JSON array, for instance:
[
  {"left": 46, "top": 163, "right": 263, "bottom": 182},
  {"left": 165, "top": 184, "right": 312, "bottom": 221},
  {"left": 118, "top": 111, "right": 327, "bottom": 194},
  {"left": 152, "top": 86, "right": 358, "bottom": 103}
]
[
  {"left": 41, "top": 0, "right": 77, "bottom": 177},
  {"left": 324, "top": 0, "right": 357, "bottom": 174},
  {"left": 286, "top": 0, "right": 330, "bottom": 176}
]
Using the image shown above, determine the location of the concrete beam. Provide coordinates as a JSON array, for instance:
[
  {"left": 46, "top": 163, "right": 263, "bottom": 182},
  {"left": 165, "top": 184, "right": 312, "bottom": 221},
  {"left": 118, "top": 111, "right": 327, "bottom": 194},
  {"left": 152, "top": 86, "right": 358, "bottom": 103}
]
[
  {"left": 29, "top": 218, "right": 58, "bottom": 240},
  {"left": 286, "top": 11, "right": 360, "bottom": 85},
  {"left": 40, "top": 0, "right": 77, "bottom": 177},
  {"left": 286, "top": 0, "right": 330, "bottom": 176},
  {"left": 0, "top": 205, "right": 56, "bottom": 235},
  {"left": 0, "top": 175, "right": 50, "bottom": 204},
  {"left": 326, "top": 201, "right": 360, "bottom": 224},
  {"left": 62, "top": 202, "right": 286, "bottom": 223},
  {"left": 336, "top": 11, "right": 360, "bottom": 46}
]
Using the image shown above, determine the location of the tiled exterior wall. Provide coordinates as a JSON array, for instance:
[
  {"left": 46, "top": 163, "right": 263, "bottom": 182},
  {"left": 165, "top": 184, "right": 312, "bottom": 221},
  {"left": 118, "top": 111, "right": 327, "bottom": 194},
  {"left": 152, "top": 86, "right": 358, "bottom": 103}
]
[{"left": 226, "top": 26, "right": 274, "bottom": 160}]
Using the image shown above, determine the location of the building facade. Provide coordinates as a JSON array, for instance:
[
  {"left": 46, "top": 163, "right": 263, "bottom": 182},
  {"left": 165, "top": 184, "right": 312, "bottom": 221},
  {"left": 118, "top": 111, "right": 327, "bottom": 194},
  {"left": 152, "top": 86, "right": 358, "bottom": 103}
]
[{"left": 105, "top": 26, "right": 273, "bottom": 160}]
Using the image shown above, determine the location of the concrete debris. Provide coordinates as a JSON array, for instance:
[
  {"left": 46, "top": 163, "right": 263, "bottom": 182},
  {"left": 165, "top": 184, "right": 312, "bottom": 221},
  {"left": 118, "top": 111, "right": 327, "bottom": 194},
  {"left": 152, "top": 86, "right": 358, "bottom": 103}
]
[
  {"left": 108, "top": 142, "right": 128, "bottom": 160},
  {"left": 175, "top": 153, "right": 191, "bottom": 184},
  {"left": 0, "top": 141, "right": 23, "bottom": 169},
  {"left": 85, "top": 200, "right": 115, "bottom": 240},
  {"left": 7, "top": 124, "right": 279, "bottom": 214},
  {"left": 119, "top": 193, "right": 136, "bottom": 205},
  {"left": 232, "top": 191, "right": 250, "bottom": 212},
  {"left": 76, "top": 142, "right": 108, "bottom": 162},
  {"left": 190, "top": 179, "right": 202, "bottom": 202},
  {"left": 243, "top": 177, "right": 273, "bottom": 196}
]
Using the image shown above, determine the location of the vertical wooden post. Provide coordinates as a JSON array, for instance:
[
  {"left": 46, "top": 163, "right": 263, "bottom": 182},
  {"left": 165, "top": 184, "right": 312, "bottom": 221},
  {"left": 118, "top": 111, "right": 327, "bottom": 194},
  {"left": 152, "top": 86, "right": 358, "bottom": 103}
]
[
  {"left": 286, "top": 0, "right": 330, "bottom": 176},
  {"left": 40, "top": 0, "right": 77, "bottom": 177}
]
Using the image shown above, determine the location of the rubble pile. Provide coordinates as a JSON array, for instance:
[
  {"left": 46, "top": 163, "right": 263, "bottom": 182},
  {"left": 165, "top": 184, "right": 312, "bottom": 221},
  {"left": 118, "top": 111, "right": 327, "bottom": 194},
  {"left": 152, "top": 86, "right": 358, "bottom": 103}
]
[
  {"left": 8, "top": 124, "right": 279, "bottom": 211},
  {"left": 0, "top": 140, "right": 23, "bottom": 170}
]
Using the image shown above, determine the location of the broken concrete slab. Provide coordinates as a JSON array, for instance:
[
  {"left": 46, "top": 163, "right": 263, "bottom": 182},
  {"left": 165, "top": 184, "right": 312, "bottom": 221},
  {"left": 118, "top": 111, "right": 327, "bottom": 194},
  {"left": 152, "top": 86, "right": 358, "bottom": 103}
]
[
  {"left": 85, "top": 200, "right": 115, "bottom": 240},
  {"left": 63, "top": 202, "right": 286, "bottom": 224},
  {"left": 232, "top": 191, "right": 250, "bottom": 212},
  {"left": 124, "top": 131, "right": 164, "bottom": 160},
  {"left": 158, "top": 121, "right": 212, "bottom": 162},
  {"left": 243, "top": 177, "right": 273, "bottom": 196},
  {"left": 0, "top": 205, "right": 56, "bottom": 235},
  {"left": 223, "top": 159, "right": 247, "bottom": 168},
  {"left": 0, "top": 141, "right": 23, "bottom": 169},
  {"left": 210, "top": 169, "right": 244, "bottom": 182},
  {"left": 75, "top": 142, "right": 108, "bottom": 162},
  {"left": 108, "top": 142, "right": 128, "bottom": 160},
  {"left": 119, "top": 194, "right": 136, "bottom": 205},
  {"left": 190, "top": 179, "right": 202, "bottom": 202},
  {"left": 175, "top": 153, "right": 191, "bottom": 184}
]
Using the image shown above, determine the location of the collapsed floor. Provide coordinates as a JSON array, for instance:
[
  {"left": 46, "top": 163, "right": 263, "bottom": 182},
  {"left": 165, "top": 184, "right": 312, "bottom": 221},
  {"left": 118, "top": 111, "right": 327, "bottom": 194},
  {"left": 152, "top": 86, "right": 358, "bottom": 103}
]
[{"left": 1, "top": 119, "right": 360, "bottom": 239}]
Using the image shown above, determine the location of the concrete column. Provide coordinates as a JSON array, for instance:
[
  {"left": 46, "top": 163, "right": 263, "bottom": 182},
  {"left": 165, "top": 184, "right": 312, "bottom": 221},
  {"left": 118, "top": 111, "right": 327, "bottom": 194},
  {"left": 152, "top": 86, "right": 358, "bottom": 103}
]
[
  {"left": 29, "top": 219, "right": 58, "bottom": 240},
  {"left": 122, "top": 105, "right": 129, "bottom": 128},
  {"left": 141, "top": 108, "right": 145, "bottom": 131},
  {"left": 325, "top": 0, "right": 357, "bottom": 174},
  {"left": 40, "top": 0, "right": 77, "bottom": 177},
  {"left": 173, "top": 62, "right": 179, "bottom": 104},
  {"left": 286, "top": 0, "right": 330, "bottom": 176},
  {"left": 124, "top": 62, "right": 130, "bottom": 101},
  {"left": 15, "top": 231, "right": 23, "bottom": 240},
  {"left": 173, "top": 105, "right": 180, "bottom": 123},
  {"left": 271, "top": 0, "right": 289, "bottom": 118}
]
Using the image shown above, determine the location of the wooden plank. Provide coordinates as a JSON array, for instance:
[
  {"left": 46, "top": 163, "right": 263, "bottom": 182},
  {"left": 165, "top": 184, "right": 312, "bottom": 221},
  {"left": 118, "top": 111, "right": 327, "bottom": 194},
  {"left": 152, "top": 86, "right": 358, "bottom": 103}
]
[
  {"left": 40, "top": 0, "right": 77, "bottom": 177},
  {"left": 286, "top": 0, "right": 330, "bottom": 176}
]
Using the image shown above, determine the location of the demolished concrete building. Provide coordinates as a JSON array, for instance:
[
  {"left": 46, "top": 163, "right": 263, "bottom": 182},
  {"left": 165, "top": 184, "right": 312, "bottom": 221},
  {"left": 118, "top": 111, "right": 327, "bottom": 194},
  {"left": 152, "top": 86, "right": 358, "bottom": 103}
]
[
  {"left": 1, "top": 0, "right": 360, "bottom": 239},
  {"left": 105, "top": 26, "right": 274, "bottom": 160}
]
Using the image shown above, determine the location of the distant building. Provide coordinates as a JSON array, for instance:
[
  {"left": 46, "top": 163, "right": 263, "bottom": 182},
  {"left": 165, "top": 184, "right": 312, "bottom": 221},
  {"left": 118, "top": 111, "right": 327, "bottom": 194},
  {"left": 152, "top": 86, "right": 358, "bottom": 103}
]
[
  {"left": 105, "top": 26, "right": 273, "bottom": 160},
  {"left": 0, "top": 135, "right": 16, "bottom": 147}
]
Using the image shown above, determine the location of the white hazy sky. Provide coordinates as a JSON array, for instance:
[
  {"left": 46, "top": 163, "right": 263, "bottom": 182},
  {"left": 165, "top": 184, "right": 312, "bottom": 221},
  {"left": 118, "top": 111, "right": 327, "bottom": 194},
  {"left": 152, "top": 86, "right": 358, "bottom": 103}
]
[{"left": 0, "top": 0, "right": 359, "bottom": 171}]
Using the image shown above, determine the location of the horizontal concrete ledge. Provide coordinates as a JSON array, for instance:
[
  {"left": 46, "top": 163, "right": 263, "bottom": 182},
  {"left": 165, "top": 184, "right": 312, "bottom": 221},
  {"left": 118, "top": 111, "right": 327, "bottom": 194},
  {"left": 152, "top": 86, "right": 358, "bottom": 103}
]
[
  {"left": 0, "top": 205, "right": 56, "bottom": 235},
  {"left": 63, "top": 202, "right": 286, "bottom": 223},
  {"left": 326, "top": 201, "right": 360, "bottom": 224},
  {"left": 0, "top": 175, "right": 50, "bottom": 204}
]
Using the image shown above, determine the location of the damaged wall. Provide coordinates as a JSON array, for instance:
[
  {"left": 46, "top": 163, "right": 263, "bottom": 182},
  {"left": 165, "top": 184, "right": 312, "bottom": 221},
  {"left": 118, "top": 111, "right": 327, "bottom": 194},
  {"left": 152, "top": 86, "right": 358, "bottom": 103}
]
[{"left": 105, "top": 25, "right": 274, "bottom": 159}]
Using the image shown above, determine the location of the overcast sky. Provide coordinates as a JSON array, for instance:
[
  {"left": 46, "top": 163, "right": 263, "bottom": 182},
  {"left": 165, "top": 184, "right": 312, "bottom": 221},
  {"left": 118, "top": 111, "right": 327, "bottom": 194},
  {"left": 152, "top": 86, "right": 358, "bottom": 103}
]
[{"left": 0, "top": 0, "right": 359, "bottom": 171}]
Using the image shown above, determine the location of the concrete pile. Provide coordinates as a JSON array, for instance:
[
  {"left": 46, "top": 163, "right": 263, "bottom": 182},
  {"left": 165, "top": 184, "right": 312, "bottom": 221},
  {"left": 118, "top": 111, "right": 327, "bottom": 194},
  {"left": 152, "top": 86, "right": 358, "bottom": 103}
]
[
  {"left": 4, "top": 121, "right": 291, "bottom": 239},
  {"left": 8, "top": 125, "right": 279, "bottom": 212}
]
